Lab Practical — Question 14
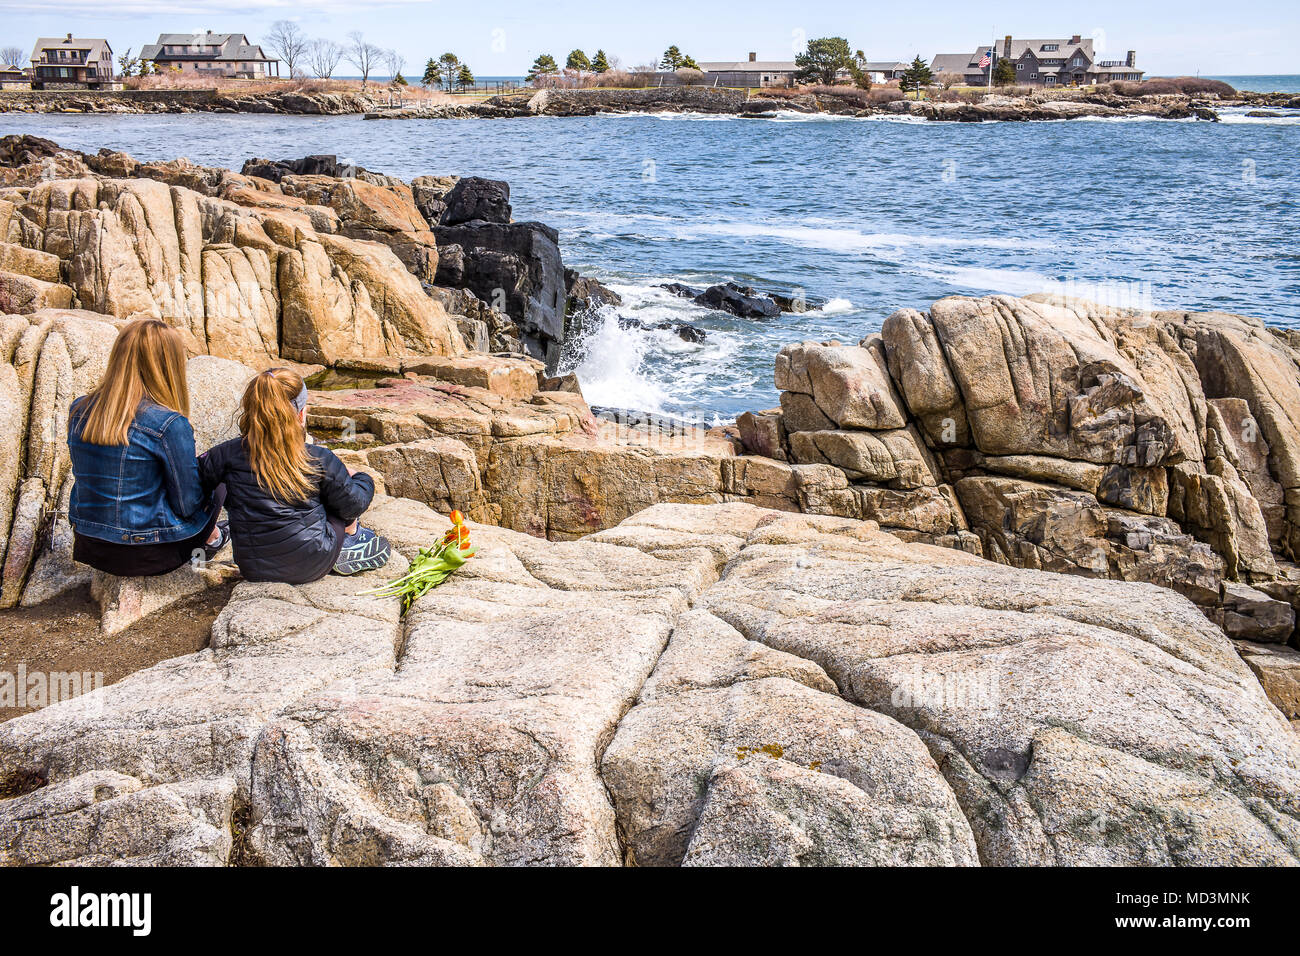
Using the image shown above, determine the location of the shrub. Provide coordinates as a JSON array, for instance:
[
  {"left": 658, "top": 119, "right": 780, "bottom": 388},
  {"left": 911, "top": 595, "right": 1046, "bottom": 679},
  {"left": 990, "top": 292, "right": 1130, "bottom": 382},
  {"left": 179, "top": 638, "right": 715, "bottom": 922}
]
[
  {"left": 1102, "top": 77, "right": 1236, "bottom": 97},
  {"left": 867, "top": 87, "right": 903, "bottom": 105}
]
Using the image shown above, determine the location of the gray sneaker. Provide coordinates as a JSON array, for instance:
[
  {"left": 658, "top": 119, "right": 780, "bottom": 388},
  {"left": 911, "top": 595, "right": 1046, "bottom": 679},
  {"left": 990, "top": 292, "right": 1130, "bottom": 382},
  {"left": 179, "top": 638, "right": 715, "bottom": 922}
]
[{"left": 334, "top": 526, "right": 392, "bottom": 575}]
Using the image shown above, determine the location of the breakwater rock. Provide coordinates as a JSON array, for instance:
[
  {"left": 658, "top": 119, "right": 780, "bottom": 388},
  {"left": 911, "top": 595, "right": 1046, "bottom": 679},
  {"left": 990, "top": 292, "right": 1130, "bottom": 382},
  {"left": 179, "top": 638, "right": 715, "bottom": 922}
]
[
  {"left": 0, "top": 88, "right": 379, "bottom": 115},
  {"left": 366, "top": 85, "right": 1229, "bottom": 122}
]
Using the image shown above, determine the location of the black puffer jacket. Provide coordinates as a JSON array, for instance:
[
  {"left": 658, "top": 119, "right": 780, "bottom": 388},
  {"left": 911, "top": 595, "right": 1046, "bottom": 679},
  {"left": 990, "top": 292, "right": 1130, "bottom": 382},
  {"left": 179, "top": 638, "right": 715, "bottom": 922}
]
[{"left": 200, "top": 439, "right": 374, "bottom": 585}]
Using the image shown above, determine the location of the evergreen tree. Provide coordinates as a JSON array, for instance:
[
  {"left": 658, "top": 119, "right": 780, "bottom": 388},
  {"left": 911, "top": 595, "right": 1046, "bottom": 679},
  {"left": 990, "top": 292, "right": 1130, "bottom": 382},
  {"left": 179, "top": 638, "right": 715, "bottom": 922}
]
[
  {"left": 794, "top": 37, "right": 852, "bottom": 85},
  {"left": 660, "top": 45, "right": 683, "bottom": 70},
  {"left": 680, "top": 54, "right": 699, "bottom": 70},
  {"left": 900, "top": 55, "right": 933, "bottom": 99},
  {"left": 457, "top": 63, "right": 475, "bottom": 90},
  {"left": 591, "top": 49, "right": 611, "bottom": 73},
  {"left": 527, "top": 53, "right": 559, "bottom": 83},
  {"left": 422, "top": 57, "right": 439, "bottom": 87},
  {"left": 992, "top": 57, "right": 1017, "bottom": 86},
  {"left": 566, "top": 49, "right": 591, "bottom": 72}
]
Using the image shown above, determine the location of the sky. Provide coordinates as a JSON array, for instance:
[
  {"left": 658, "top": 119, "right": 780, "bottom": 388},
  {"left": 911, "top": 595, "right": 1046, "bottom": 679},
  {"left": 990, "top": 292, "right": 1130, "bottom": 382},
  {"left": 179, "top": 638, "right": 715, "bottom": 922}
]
[{"left": 2, "top": 0, "right": 1296, "bottom": 76}]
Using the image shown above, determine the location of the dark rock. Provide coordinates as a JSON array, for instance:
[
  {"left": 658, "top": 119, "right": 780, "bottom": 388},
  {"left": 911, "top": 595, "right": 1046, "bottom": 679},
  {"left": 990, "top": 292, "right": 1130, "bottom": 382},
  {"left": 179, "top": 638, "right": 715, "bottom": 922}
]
[
  {"left": 617, "top": 318, "right": 707, "bottom": 344},
  {"left": 432, "top": 220, "right": 566, "bottom": 364},
  {"left": 240, "top": 154, "right": 401, "bottom": 187},
  {"left": 440, "top": 177, "right": 512, "bottom": 226},
  {"left": 769, "top": 289, "right": 827, "bottom": 313},
  {"left": 433, "top": 243, "right": 465, "bottom": 286},
  {"left": 694, "top": 282, "right": 781, "bottom": 319},
  {"left": 0, "top": 134, "right": 63, "bottom": 168},
  {"left": 411, "top": 175, "right": 457, "bottom": 228},
  {"left": 661, "top": 282, "right": 700, "bottom": 299},
  {"left": 565, "top": 270, "right": 622, "bottom": 315}
]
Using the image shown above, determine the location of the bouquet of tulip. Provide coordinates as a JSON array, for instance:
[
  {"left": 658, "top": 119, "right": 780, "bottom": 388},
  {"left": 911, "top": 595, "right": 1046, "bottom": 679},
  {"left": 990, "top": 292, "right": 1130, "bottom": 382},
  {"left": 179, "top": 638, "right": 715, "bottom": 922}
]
[{"left": 359, "top": 510, "right": 477, "bottom": 614}]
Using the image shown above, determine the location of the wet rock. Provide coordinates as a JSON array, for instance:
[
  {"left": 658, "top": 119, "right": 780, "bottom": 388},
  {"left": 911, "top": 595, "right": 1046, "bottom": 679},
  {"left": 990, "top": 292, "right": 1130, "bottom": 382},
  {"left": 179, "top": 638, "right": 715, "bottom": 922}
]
[
  {"left": 694, "top": 282, "right": 781, "bottom": 318},
  {"left": 438, "top": 177, "right": 511, "bottom": 226}
]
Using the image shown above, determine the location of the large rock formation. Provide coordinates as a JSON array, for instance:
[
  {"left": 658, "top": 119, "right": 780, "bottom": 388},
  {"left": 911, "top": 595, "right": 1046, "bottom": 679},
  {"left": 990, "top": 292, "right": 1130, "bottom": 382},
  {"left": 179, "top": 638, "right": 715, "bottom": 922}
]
[
  {"left": 3, "top": 502, "right": 1297, "bottom": 865},
  {"left": 751, "top": 294, "right": 1300, "bottom": 647},
  {"left": 0, "top": 139, "right": 466, "bottom": 369}
]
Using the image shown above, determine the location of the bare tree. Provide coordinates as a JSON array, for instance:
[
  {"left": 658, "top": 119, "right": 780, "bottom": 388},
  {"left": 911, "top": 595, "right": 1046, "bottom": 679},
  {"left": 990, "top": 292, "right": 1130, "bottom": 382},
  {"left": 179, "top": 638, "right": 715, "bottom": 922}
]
[
  {"left": 346, "top": 31, "right": 381, "bottom": 89},
  {"left": 0, "top": 46, "right": 24, "bottom": 68},
  {"left": 381, "top": 48, "right": 405, "bottom": 84},
  {"left": 266, "top": 20, "right": 309, "bottom": 78},
  {"left": 307, "top": 38, "right": 344, "bottom": 79}
]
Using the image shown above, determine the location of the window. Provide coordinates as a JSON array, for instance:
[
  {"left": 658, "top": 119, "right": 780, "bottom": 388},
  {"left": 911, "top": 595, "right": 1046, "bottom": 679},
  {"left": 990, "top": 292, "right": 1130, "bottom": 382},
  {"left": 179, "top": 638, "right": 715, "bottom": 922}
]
[
  {"left": 1073, "top": 57, "right": 1082, "bottom": 65},
  {"left": 1017, "top": 63, "right": 1023, "bottom": 70},
  {"left": 1030, "top": 72, "right": 1038, "bottom": 79},
  {"left": 1042, "top": 44, "right": 1059, "bottom": 51}
]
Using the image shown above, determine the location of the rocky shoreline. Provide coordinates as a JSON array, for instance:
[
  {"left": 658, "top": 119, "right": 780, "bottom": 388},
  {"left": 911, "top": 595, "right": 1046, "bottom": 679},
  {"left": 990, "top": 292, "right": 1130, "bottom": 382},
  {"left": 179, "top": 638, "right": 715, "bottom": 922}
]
[
  {"left": 1, "top": 137, "right": 1299, "bottom": 866},
  {"left": 0, "top": 88, "right": 381, "bottom": 116},
  {"left": 3, "top": 84, "right": 1297, "bottom": 121},
  {"left": 368, "top": 85, "right": 1300, "bottom": 122}
]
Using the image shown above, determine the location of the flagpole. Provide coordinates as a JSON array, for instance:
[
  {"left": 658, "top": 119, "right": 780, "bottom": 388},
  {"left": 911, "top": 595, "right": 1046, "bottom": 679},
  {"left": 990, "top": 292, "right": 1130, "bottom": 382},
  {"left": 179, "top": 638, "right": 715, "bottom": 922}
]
[{"left": 989, "top": 31, "right": 994, "bottom": 91}]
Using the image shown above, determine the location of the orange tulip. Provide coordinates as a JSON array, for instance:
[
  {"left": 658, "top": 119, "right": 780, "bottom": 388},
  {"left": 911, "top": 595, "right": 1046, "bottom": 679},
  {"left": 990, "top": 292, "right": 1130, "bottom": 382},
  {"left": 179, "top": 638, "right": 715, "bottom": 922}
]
[{"left": 449, "top": 510, "right": 464, "bottom": 526}]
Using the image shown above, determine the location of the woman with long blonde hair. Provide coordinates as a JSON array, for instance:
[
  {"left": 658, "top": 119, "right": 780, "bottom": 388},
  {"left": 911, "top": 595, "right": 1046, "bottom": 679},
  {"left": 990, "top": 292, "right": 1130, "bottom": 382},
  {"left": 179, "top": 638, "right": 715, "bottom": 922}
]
[
  {"left": 68, "top": 318, "right": 228, "bottom": 576},
  {"left": 199, "top": 368, "right": 389, "bottom": 584}
]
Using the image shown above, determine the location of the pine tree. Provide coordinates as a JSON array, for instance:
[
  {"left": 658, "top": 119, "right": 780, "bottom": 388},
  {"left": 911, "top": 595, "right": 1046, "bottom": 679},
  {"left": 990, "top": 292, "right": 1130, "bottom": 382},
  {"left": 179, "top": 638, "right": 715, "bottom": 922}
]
[
  {"left": 992, "top": 57, "right": 1017, "bottom": 87},
  {"left": 660, "top": 45, "right": 683, "bottom": 70},
  {"left": 422, "top": 57, "right": 439, "bottom": 87},
  {"left": 527, "top": 53, "right": 559, "bottom": 83},
  {"left": 591, "top": 49, "right": 611, "bottom": 73},
  {"left": 680, "top": 54, "right": 699, "bottom": 70},
  {"left": 901, "top": 55, "right": 933, "bottom": 99},
  {"left": 457, "top": 63, "right": 475, "bottom": 90},
  {"left": 566, "top": 49, "right": 590, "bottom": 72}
]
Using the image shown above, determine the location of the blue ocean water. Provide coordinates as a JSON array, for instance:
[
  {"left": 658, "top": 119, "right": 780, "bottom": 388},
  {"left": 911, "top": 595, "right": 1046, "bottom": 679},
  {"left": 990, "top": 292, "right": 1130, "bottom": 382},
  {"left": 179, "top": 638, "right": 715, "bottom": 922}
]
[
  {"left": 2, "top": 108, "right": 1296, "bottom": 419},
  {"left": 1203, "top": 75, "right": 1300, "bottom": 93}
]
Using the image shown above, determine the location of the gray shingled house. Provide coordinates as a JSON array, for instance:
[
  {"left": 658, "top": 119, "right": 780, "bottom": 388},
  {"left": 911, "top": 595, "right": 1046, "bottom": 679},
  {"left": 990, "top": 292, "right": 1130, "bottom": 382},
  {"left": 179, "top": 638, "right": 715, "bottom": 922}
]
[
  {"left": 140, "top": 31, "right": 279, "bottom": 79},
  {"left": 932, "top": 34, "right": 1144, "bottom": 87}
]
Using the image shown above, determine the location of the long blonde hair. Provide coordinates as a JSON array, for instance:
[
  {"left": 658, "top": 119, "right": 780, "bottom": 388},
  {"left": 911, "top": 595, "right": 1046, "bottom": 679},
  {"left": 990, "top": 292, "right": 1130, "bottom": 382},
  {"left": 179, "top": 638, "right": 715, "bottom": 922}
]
[
  {"left": 240, "top": 368, "right": 318, "bottom": 503},
  {"left": 78, "top": 319, "right": 190, "bottom": 446}
]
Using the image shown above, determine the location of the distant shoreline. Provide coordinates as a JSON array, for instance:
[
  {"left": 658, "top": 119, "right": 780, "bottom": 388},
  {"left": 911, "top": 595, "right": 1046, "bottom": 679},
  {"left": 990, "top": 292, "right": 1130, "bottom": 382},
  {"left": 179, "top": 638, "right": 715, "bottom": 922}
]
[{"left": 2, "top": 83, "right": 1298, "bottom": 121}]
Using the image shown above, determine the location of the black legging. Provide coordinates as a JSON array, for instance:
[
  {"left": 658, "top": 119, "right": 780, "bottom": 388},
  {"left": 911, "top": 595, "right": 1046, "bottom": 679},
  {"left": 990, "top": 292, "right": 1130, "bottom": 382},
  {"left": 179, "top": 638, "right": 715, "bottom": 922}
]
[{"left": 72, "top": 485, "right": 226, "bottom": 577}]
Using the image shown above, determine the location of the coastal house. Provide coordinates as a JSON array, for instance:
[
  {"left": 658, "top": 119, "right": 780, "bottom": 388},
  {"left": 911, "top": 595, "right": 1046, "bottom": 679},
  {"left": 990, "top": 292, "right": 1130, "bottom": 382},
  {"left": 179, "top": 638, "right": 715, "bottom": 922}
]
[
  {"left": 862, "top": 61, "right": 908, "bottom": 82},
  {"left": 931, "top": 35, "right": 1144, "bottom": 87},
  {"left": 0, "top": 65, "right": 29, "bottom": 90},
  {"left": 699, "top": 52, "right": 908, "bottom": 88},
  {"left": 139, "top": 31, "right": 280, "bottom": 79},
  {"left": 698, "top": 53, "right": 799, "bottom": 88},
  {"left": 29, "top": 35, "right": 115, "bottom": 90}
]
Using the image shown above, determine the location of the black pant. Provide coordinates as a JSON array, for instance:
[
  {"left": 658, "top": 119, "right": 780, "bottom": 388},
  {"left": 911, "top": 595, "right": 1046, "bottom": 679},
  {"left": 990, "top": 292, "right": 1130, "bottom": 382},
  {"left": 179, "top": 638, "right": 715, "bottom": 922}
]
[{"left": 72, "top": 485, "right": 226, "bottom": 577}]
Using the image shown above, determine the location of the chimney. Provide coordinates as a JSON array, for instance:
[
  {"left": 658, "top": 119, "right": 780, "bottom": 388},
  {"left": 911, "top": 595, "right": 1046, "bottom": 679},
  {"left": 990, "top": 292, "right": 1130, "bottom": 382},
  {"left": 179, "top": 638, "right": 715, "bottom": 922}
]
[
  {"left": 1003, "top": 35, "right": 1012, "bottom": 58},
  {"left": 65, "top": 33, "right": 72, "bottom": 42},
  {"left": 1126, "top": 50, "right": 1136, "bottom": 67},
  {"left": 1070, "top": 34, "right": 1081, "bottom": 45},
  {"left": 748, "top": 52, "right": 756, "bottom": 62}
]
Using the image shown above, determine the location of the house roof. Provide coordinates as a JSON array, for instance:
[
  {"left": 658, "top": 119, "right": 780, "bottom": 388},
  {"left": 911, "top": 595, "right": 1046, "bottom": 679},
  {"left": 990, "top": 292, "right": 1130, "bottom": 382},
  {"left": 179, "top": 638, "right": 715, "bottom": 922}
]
[
  {"left": 863, "top": 61, "right": 908, "bottom": 72},
  {"left": 30, "top": 37, "right": 112, "bottom": 63},
  {"left": 141, "top": 32, "right": 276, "bottom": 63},
  {"left": 699, "top": 60, "right": 798, "bottom": 73},
  {"left": 930, "top": 53, "right": 978, "bottom": 74}
]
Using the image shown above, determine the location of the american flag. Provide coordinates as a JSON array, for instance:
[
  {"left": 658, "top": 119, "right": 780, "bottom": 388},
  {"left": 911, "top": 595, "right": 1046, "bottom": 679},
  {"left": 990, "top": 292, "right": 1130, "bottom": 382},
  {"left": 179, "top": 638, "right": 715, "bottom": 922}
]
[{"left": 978, "top": 49, "right": 992, "bottom": 69}]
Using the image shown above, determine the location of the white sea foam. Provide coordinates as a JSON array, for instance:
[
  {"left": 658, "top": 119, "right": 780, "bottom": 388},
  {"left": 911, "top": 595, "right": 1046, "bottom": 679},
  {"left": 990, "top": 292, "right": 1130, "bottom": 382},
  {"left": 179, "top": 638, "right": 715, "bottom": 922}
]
[{"left": 820, "top": 297, "right": 854, "bottom": 314}]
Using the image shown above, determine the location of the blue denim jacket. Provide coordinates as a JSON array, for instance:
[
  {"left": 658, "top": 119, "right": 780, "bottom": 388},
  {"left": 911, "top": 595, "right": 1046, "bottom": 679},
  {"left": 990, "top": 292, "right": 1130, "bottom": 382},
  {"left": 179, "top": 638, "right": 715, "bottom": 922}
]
[{"left": 67, "top": 397, "right": 213, "bottom": 544}]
